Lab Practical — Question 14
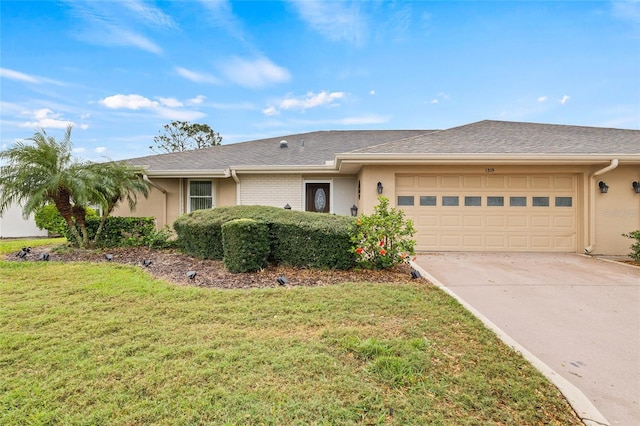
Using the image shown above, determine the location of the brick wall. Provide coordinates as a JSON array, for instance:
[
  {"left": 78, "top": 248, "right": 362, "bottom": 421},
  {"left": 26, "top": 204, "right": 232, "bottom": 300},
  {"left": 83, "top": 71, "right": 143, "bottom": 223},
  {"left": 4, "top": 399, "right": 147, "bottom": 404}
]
[{"left": 239, "top": 174, "right": 303, "bottom": 210}]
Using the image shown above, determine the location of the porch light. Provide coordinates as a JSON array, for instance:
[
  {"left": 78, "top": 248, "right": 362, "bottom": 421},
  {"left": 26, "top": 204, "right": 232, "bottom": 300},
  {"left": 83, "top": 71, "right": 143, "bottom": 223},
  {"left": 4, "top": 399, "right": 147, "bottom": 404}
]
[
  {"left": 350, "top": 204, "right": 358, "bottom": 216},
  {"left": 633, "top": 181, "right": 640, "bottom": 194},
  {"left": 598, "top": 181, "right": 609, "bottom": 194},
  {"left": 377, "top": 182, "right": 383, "bottom": 194},
  {"left": 284, "top": 203, "right": 291, "bottom": 209}
]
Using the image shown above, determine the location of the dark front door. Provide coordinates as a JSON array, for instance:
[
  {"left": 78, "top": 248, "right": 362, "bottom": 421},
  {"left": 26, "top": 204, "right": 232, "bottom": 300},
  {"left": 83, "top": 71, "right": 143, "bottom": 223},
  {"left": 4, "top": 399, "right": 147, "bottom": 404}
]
[{"left": 306, "top": 183, "right": 330, "bottom": 213}]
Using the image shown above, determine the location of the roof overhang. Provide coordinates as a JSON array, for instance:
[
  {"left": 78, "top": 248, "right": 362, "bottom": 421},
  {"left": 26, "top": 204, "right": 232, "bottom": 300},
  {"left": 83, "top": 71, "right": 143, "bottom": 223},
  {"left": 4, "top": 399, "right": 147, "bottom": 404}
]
[{"left": 335, "top": 153, "right": 640, "bottom": 171}]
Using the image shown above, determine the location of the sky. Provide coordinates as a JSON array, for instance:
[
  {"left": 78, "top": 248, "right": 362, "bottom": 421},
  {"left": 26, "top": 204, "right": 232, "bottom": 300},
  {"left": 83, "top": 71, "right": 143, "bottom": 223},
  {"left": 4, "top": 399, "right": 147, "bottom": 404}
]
[{"left": 1, "top": 0, "right": 639, "bottom": 162}]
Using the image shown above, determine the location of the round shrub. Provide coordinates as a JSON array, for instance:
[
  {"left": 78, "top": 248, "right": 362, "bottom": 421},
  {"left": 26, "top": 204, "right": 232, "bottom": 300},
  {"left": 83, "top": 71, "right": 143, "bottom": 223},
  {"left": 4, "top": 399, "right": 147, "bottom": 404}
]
[{"left": 222, "top": 218, "right": 270, "bottom": 273}]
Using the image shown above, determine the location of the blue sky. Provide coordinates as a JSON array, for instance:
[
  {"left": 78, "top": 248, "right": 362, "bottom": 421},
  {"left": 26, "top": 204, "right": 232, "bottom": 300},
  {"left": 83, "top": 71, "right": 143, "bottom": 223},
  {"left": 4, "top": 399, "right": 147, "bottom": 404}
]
[{"left": 1, "top": 0, "right": 639, "bottom": 161}]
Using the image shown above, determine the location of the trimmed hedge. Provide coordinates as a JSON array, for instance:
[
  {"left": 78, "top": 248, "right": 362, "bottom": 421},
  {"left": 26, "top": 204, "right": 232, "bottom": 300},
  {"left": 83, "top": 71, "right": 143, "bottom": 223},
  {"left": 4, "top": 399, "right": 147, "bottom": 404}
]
[
  {"left": 222, "top": 219, "right": 270, "bottom": 273},
  {"left": 65, "top": 217, "right": 156, "bottom": 248},
  {"left": 173, "top": 205, "right": 356, "bottom": 270}
]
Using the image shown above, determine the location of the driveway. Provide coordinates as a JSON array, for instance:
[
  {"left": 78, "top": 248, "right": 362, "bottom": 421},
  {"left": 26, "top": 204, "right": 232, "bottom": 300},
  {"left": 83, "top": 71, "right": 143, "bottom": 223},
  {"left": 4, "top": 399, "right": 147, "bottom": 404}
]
[{"left": 413, "top": 252, "right": 640, "bottom": 426}]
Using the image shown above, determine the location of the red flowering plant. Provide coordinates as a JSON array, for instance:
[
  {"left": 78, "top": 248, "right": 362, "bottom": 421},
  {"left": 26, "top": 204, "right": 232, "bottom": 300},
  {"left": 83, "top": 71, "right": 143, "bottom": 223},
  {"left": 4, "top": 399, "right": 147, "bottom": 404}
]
[{"left": 350, "top": 196, "right": 416, "bottom": 269}]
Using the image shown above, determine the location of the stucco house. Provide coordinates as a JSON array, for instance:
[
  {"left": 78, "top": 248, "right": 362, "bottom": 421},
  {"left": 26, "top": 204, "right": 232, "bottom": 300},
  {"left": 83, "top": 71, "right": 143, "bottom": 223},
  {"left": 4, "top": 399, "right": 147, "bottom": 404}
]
[
  {"left": 119, "top": 120, "right": 640, "bottom": 256},
  {"left": 0, "top": 202, "right": 48, "bottom": 239}
]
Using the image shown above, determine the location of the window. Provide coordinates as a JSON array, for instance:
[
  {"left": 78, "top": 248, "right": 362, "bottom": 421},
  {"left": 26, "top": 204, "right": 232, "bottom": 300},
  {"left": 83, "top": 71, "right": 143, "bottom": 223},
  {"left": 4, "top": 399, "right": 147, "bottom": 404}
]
[
  {"left": 397, "top": 196, "right": 415, "bottom": 206},
  {"left": 510, "top": 196, "right": 527, "bottom": 207},
  {"left": 555, "top": 197, "right": 572, "bottom": 207},
  {"left": 442, "top": 196, "right": 459, "bottom": 206},
  {"left": 532, "top": 196, "right": 549, "bottom": 207},
  {"left": 487, "top": 196, "right": 504, "bottom": 207},
  {"left": 465, "top": 196, "right": 481, "bottom": 206},
  {"left": 420, "top": 196, "right": 437, "bottom": 206},
  {"left": 189, "top": 180, "right": 213, "bottom": 212}
]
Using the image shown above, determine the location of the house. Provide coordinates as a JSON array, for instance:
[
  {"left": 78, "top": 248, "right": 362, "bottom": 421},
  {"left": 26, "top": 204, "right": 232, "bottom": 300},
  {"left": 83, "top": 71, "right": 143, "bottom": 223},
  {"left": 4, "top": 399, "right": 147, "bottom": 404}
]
[
  {"left": 119, "top": 120, "right": 640, "bottom": 256},
  {"left": 0, "top": 202, "right": 48, "bottom": 239}
]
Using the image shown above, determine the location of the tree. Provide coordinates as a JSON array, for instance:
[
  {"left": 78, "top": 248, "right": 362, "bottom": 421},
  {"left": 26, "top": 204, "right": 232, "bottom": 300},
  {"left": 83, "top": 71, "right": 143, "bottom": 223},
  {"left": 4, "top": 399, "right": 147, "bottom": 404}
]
[
  {"left": 150, "top": 121, "right": 222, "bottom": 153},
  {"left": 0, "top": 126, "right": 150, "bottom": 248},
  {"left": 91, "top": 161, "right": 151, "bottom": 244}
]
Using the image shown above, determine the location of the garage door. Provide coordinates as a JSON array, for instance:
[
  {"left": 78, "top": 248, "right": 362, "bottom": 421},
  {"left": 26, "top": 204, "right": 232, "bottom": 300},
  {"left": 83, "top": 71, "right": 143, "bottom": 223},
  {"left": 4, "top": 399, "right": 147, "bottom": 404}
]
[{"left": 396, "top": 174, "right": 577, "bottom": 252}]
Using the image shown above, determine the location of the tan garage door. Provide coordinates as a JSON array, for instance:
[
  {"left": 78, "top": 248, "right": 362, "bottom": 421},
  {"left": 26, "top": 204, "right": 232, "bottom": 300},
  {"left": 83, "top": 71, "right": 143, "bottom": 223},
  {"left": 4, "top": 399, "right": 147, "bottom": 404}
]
[{"left": 396, "top": 174, "right": 577, "bottom": 252}]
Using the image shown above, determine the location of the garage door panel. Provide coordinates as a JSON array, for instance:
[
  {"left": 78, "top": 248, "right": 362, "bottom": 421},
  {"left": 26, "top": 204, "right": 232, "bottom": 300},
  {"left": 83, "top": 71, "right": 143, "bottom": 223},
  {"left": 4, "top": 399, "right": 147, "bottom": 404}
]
[
  {"left": 464, "top": 215, "right": 483, "bottom": 227},
  {"left": 463, "top": 235, "right": 483, "bottom": 247},
  {"left": 397, "top": 174, "right": 577, "bottom": 252},
  {"left": 486, "top": 215, "right": 505, "bottom": 228}
]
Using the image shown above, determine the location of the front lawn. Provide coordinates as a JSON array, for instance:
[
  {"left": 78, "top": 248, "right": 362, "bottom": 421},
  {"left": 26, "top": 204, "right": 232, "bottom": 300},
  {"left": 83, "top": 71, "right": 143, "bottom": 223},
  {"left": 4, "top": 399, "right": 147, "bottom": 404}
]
[{"left": 0, "top": 257, "right": 580, "bottom": 424}]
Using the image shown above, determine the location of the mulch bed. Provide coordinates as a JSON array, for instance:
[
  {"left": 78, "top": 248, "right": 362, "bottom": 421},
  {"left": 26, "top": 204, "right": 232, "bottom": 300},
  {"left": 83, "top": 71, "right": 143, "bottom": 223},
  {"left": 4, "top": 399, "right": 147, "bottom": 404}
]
[{"left": 5, "top": 245, "right": 420, "bottom": 289}]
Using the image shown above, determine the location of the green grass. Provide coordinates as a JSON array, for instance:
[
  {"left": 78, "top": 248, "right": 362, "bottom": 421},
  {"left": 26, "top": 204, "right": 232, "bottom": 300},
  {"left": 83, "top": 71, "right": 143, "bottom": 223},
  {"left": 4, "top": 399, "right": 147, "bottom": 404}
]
[
  {"left": 0, "top": 237, "right": 66, "bottom": 255},
  {"left": 0, "top": 253, "right": 580, "bottom": 425}
]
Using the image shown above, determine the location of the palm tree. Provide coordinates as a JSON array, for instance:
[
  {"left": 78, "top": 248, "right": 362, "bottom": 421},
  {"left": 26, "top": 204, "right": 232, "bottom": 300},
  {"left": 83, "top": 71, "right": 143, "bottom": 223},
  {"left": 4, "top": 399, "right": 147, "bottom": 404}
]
[
  {"left": 91, "top": 161, "right": 151, "bottom": 244},
  {"left": 0, "top": 126, "right": 151, "bottom": 248}
]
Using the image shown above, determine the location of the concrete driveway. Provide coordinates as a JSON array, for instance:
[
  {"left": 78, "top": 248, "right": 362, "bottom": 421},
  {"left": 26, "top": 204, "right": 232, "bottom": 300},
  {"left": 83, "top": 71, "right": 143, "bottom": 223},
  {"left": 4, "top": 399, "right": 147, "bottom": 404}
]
[{"left": 412, "top": 252, "right": 640, "bottom": 426}]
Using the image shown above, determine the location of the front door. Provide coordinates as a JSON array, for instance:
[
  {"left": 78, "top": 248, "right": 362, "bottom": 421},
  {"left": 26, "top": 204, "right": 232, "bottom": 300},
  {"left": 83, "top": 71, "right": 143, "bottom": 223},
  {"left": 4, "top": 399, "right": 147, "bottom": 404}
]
[{"left": 306, "top": 183, "right": 330, "bottom": 213}]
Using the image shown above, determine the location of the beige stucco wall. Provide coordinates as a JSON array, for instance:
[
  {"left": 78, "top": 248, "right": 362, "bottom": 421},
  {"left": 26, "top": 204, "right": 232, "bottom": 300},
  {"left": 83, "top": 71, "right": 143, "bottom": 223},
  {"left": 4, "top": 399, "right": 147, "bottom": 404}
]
[
  {"left": 593, "top": 165, "right": 640, "bottom": 255},
  {"left": 112, "top": 178, "right": 182, "bottom": 229},
  {"left": 217, "top": 177, "right": 237, "bottom": 207}
]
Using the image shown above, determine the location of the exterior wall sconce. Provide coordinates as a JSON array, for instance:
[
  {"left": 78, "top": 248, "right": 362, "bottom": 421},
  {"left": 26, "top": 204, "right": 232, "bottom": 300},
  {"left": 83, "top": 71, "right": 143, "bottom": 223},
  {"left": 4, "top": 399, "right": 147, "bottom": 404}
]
[
  {"left": 350, "top": 204, "right": 358, "bottom": 216},
  {"left": 598, "top": 181, "right": 609, "bottom": 194},
  {"left": 284, "top": 203, "right": 292, "bottom": 209},
  {"left": 377, "top": 182, "right": 383, "bottom": 194},
  {"left": 633, "top": 181, "right": 640, "bottom": 194}
]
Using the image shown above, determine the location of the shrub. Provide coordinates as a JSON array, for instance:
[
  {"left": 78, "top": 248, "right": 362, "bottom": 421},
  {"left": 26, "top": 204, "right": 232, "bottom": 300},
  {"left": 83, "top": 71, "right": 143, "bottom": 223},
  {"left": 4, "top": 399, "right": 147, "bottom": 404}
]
[
  {"left": 34, "top": 204, "right": 97, "bottom": 236},
  {"left": 222, "top": 219, "right": 270, "bottom": 273},
  {"left": 622, "top": 230, "right": 640, "bottom": 262},
  {"left": 173, "top": 205, "right": 356, "bottom": 269},
  {"left": 65, "top": 217, "right": 156, "bottom": 248},
  {"left": 351, "top": 196, "right": 416, "bottom": 269}
]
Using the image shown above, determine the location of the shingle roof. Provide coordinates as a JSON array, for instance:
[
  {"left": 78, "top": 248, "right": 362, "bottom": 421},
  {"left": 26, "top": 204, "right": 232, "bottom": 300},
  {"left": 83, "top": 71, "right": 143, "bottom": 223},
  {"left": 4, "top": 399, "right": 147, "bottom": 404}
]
[
  {"left": 127, "top": 121, "right": 640, "bottom": 174},
  {"left": 127, "top": 130, "right": 432, "bottom": 172},
  {"left": 351, "top": 120, "right": 640, "bottom": 155}
]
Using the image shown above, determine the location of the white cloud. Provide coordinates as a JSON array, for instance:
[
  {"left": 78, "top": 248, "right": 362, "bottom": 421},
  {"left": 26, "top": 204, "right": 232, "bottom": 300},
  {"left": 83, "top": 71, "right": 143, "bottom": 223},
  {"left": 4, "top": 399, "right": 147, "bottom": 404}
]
[
  {"left": 187, "top": 95, "right": 206, "bottom": 105},
  {"left": 220, "top": 57, "right": 291, "bottom": 88},
  {"left": 289, "top": 1, "right": 366, "bottom": 46},
  {"left": 100, "top": 94, "right": 159, "bottom": 110},
  {"left": 0, "top": 67, "right": 65, "bottom": 86},
  {"left": 156, "top": 107, "right": 206, "bottom": 121},
  {"left": 19, "top": 108, "right": 74, "bottom": 129},
  {"left": 73, "top": 147, "right": 86, "bottom": 154},
  {"left": 113, "top": 27, "right": 163, "bottom": 54},
  {"left": 281, "top": 91, "right": 345, "bottom": 111},
  {"left": 158, "top": 97, "right": 184, "bottom": 108},
  {"left": 369, "top": 90, "right": 376, "bottom": 95},
  {"left": 560, "top": 95, "right": 570, "bottom": 105},
  {"left": 538, "top": 96, "right": 548, "bottom": 102},
  {"left": 0, "top": 68, "right": 39, "bottom": 83},
  {"left": 176, "top": 67, "right": 221, "bottom": 84},
  {"left": 197, "top": 0, "right": 247, "bottom": 41},
  {"left": 95, "top": 147, "right": 107, "bottom": 153},
  {"left": 122, "top": 0, "right": 177, "bottom": 28},
  {"left": 80, "top": 124, "right": 89, "bottom": 130},
  {"left": 264, "top": 91, "right": 346, "bottom": 115},
  {"left": 64, "top": 1, "right": 163, "bottom": 55},
  {"left": 262, "top": 106, "right": 279, "bottom": 116},
  {"left": 429, "top": 92, "right": 450, "bottom": 104}
]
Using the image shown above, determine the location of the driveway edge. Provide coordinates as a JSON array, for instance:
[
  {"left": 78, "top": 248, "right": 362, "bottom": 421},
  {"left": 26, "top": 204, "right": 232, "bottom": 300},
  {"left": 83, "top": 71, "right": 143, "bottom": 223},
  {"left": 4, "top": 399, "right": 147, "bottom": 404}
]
[{"left": 411, "top": 261, "right": 610, "bottom": 426}]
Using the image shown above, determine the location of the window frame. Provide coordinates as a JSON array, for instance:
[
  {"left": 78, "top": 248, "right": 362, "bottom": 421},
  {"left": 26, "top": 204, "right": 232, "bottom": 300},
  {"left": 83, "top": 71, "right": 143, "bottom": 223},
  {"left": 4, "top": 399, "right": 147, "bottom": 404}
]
[{"left": 187, "top": 179, "right": 214, "bottom": 213}]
